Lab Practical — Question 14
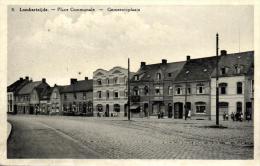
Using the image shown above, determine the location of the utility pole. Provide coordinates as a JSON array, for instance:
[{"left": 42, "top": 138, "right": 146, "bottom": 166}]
[
  {"left": 216, "top": 33, "right": 219, "bottom": 125},
  {"left": 128, "top": 58, "right": 131, "bottom": 121}
]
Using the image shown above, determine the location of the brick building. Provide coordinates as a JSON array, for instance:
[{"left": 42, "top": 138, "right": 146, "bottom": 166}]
[
  {"left": 60, "top": 77, "right": 93, "bottom": 116},
  {"left": 130, "top": 59, "right": 185, "bottom": 118},
  {"left": 210, "top": 51, "right": 254, "bottom": 120},
  {"left": 173, "top": 56, "right": 217, "bottom": 120},
  {"left": 93, "top": 67, "right": 130, "bottom": 117}
]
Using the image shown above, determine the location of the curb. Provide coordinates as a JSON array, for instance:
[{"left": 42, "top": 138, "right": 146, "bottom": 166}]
[{"left": 7, "top": 121, "right": 12, "bottom": 140}]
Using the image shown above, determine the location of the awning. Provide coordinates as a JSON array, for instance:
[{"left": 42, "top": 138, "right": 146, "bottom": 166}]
[{"left": 130, "top": 104, "right": 140, "bottom": 109}]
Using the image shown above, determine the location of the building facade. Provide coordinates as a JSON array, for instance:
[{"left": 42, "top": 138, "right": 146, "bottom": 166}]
[
  {"left": 210, "top": 51, "right": 254, "bottom": 120},
  {"left": 49, "top": 85, "right": 64, "bottom": 115},
  {"left": 173, "top": 56, "right": 216, "bottom": 120},
  {"left": 7, "top": 77, "right": 30, "bottom": 114},
  {"left": 93, "top": 67, "right": 129, "bottom": 117},
  {"left": 16, "top": 78, "right": 49, "bottom": 114},
  {"left": 60, "top": 77, "right": 93, "bottom": 116},
  {"left": 130, "top": 59, "right": 185, "bottom": 118}
]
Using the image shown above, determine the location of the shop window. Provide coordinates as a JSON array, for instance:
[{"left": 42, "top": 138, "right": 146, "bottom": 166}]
[{"left": 195, "top": 102, "right": 206, "bottom": 113}]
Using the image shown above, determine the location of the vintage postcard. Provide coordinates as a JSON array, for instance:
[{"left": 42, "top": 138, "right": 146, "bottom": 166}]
[{"left": 0, "top": 0, "right": 259, "bottom": 166}]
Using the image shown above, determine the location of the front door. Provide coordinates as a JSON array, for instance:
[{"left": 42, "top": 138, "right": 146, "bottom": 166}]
[
  {"left": 168, "top": 104, "right": 173, "bottom": 118},
  {"left": 174, "top": 102, "right": 183, "bottom": 119}
]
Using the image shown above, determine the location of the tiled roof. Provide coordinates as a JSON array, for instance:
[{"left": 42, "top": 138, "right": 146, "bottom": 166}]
[
  {"left": 174, "top": 56, "right": 217, "bottom": 82},
  {"left": 61, "top": 79, "right": 93, "bottom": 93},
  {"left": 7, "top": 79, "right": 29, "bottom": 93},
  {"left": 36, "top": 86, "right": 53, "bottom": 100},
  {"left": 18, "top": 81, "right": 42, "bottom": 95},
  {"left": 131, "top": 61, "right": 186, "bottom": 82},
  {"left": 211, "top": 51, "right": 254, "bottom": 77}
]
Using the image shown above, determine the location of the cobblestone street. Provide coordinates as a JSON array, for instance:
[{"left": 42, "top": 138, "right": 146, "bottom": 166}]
[{"left": 7, "top": 115, "right": 253, "bottom": 159}]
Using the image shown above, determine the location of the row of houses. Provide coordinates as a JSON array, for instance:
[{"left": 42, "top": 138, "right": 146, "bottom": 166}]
[{"left": 7, "top": 50, "right": 254, "bottom": 120}]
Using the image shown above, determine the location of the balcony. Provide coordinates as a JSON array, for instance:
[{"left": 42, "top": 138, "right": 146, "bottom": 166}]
[{"left": 131, "top": 95, "right": 140, "bottom": 102}]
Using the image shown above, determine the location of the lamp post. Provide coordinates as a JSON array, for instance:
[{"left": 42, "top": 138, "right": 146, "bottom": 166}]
[
  {"left": 184, "top": 70, "right": 190, "bottom": 120},
  {"left": 216, "top": 33, "right": 219, "bottom": 125}
]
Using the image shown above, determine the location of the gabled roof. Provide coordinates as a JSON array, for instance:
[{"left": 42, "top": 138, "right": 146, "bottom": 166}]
[
  {"left": 211, "top": 51, "right": 254, "bottom": 77},
  {"left": 61, "top": 79, "right": 93, "bottom": 93},
  {"left": 131, "top": 61, "right": 186, "bottom": 82},
  {"left": 174, "top": 56, "right": 217, "bottom": 82},
  {"left": 18, "top": 81, "right": 42, "bottom": 95},
  {"left": 36, "top": 86, "right": 53, "bottom": 100},
  {"left": 7, "top": 78, "right": 30, "bottom": 94}
]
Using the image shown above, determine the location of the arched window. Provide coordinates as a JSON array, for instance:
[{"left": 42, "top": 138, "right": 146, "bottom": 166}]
[
  {"left": 97, "top": 79, "right": 102, "bottom": 85},
  {"left": 237, "top": 82, "right": 243, "bottom": 94},
  {"left": 156, "top": 73, "right": 162, "bottom": 80},
  {"left": 219, "top": 83, "right": 228, "bottom": 95}
]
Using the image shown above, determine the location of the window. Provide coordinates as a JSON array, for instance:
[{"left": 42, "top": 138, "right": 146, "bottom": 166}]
[
  {"left": 195, "top": 102, "right": 206, "bottom": 113},
  {"left": 97, "top": 91, "right": 102, "bottom": 98},
  {"left": 106, "top": 90, "right": 109, "bottom": 99},
  {"left": 144, "top": 86, "right": 149, "bottom": 95},
  {"left": 106, "top": 78, "right": 109, "bottom": 85},
  {"left": 64, "top": 94, "right": 67, "bottom": 100},
  {"left": 74, "top": 93, "right": 77, "bottom": 99},
  {"left": 53, "top": 92, "right": 58, "bottom": 99},
  {"left": 114, "top": 77, "right": 118, "bottom": 84},
  {"left": 175, "top": 86, "right": 183, "bottom": 95},
  {"left": 114, "top": 104, "right": 120, "bottom": 112},
  {"left": 156, "top": 73, "right": 162, "bottom": 80},
  {"left": 114, "top": 91, "right": 119, "bottom": 98},
  {"left": 134, "top": 75, "right": 139, "bottom": 81},
  {"left": 251, "top": 80, "right": 254, "bottom": 93},
  {"left": 97, "top": 79, "right": 102, "bottom": 85},
  {"left": 235, "top": 65, "right": 241, "bottom": 74},
  {"left": 219, "top": 83, "right": 227, "bottom": 95},
  {"left": 237, "top": 82, "right": 243, "bottom": 94},
  {"left": 124, "top": 76, "right": 127, "bottom": 84},
  {"left": 168, "top": 86, "right": 173, "bottom": 95},
  {"left": 187, "top": 87, "right": 191, "bottom": 95},
  {"left": 196, "top": 83, "right": 205, "bottom": 94},
  {"left": 155, "top": 86, "right": 163, "bottom": 96},
  {"left": 83, "top": 92, "right": 86, "bottom": 100},
  {"left": 124, "top": 90, "right": 128, "bottom": 97},
  {"left": 168, "top": 73, "right": 172, "bottom": 77},
  {"left": 237, "top": 102, "right": 242, "bottom": 113},
  {"left": 221, "top": 67, "right": 228, "bottom": 75},
  {"left": 133, "top": 87, "right": 139, "bottom": 96}
]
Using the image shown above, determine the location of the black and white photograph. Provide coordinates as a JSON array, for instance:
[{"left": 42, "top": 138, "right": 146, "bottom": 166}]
[{"left": 1, "top": 1, "right": 259, "bottom": 166}]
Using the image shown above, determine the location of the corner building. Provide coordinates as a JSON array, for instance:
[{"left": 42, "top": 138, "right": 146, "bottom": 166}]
[{"left": 93, "top": 67, "right": 129, "bottom": 117}]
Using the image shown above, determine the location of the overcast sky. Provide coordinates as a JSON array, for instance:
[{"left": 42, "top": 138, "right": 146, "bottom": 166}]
[{"left": 8, "top": 5, "right": 253, "bottom": 86}]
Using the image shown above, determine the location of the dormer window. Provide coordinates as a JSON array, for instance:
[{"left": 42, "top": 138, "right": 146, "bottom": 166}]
[
  {"left": 221, "top": 67, "right": 228, "bottom": 75},
  {"left": 134, "top": 75, "right": 139, "bottom": 81},
  {"left": 156, "top": 73, "right": 162, "bottom": 80},
  {"left": 235, "top": 65, "right": 241, "bottom": 74}
]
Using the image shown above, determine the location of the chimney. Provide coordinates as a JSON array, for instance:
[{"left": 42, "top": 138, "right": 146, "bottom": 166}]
[
  {"left": 140, "top": 62, "right": 146, "bottom": 68},
  {"left": 162, "top": 59, "right": 167, "bottom": 65},
  {"left": 186, "top": 55, "right": 191, "bottom": 61},
  {"left": 42, "top": 78, "right": 46, "bottom": 83},
  {"left": 19, "top": 77, "right": 23, "bottom": 81},
  {"left": 25, "top": 76, "right": 29, "bottom": 80},
  {"left": 85, "top": 77, "right": 88, "bottom": 80},
  {"left": 221, "top": 50, "right": 227, "bottom": 56},
  {"left": 70, "top": 78, "right": 77, "bottom": 84}
]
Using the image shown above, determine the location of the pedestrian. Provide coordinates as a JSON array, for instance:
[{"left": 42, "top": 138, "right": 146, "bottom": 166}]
[
  {"left": 185, "top": 109, "right": 188, "bottom": 120},
  {"left": 157, "top": 111, "right": 161, "bottom": 119},
  {"left": 223, "top": 112, "right": 226, "bottom": 121},
  {"left": 225, "top": 113, "right": 229, "bottom": 121},
  {"left": 188, "top": 109, "right": 191, "bottom": 119},
  {"left": 231, "top": 112, "right": 235, "bottom": 121},
  {"left": 240, "top": 112, "right": 243, "bottom": 122}
]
